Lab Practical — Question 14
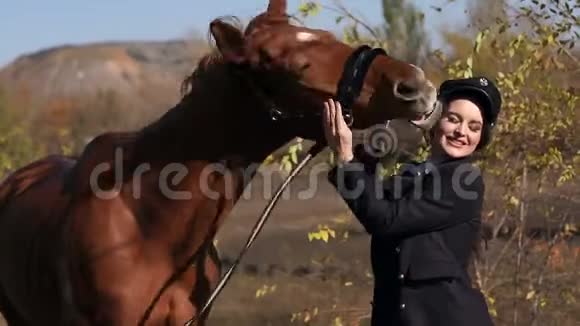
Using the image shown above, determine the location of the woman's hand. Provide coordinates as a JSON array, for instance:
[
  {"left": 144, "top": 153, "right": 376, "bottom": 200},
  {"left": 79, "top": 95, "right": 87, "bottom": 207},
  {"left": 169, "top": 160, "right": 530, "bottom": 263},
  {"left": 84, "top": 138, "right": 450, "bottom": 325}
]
[{"left": 323, "top": 98, "right": 354, "bottom": 163}]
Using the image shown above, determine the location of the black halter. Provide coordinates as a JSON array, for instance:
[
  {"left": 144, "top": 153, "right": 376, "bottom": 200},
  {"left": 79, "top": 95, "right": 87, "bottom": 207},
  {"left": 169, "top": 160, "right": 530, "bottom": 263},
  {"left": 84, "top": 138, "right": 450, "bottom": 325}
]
[
  {"left": 335, "top": 45, "right": 387, "bottom": 126},
  {"left": 231, "top": 45, "right": 387, "bottom": 127}
]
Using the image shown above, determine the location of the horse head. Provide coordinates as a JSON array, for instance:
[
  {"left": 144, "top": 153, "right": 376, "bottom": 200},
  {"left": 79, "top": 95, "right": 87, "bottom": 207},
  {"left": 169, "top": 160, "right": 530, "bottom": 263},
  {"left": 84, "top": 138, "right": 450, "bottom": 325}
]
[{"left": 208, "top": 0, "right": 440, "bottom": 134}]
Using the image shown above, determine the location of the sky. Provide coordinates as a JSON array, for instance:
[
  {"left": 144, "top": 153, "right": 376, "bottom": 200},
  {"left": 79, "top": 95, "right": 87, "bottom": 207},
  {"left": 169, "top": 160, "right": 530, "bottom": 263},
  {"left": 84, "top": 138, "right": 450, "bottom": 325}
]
[{"left": 0, "top": 0, "right": 471, "bottom": 67}]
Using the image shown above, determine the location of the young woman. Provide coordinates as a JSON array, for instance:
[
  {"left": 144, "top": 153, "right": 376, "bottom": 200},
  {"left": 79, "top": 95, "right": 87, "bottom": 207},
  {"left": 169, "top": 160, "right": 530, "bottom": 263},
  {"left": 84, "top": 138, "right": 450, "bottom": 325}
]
[{"left": 324, "top": 76, "right": 501, "bottom": 326}]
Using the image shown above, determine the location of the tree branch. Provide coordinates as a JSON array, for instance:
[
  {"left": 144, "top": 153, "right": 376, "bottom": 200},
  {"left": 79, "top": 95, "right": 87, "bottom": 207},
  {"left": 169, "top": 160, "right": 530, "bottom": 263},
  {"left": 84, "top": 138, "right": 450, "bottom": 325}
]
[
  {"left": 513, "top": 161, "right": 528, "bottom": 326},
  {"left": 529, "top": 213, "right": 571, "bottom": 326},
  {"left": 321, "top": 0, "right": 381, "bottom": 41},
  {"left": 505, "top": 3, "right": 579, "bottom": 67}
]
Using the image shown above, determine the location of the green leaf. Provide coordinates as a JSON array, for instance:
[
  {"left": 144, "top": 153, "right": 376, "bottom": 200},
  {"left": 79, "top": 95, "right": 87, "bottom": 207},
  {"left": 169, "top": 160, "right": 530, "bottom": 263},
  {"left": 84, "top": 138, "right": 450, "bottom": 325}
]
[
  {"left": 474, "top": 33, "right": 483, "bottom": 53},
  {"left": 463, "top": 68, "right": 472, "bottom": 78},
  {"left": 290, "top": 151, "right": 297, "bottom": 164},
  {"left": 298, "top": 1, "right": 320, "bottom": 17}
]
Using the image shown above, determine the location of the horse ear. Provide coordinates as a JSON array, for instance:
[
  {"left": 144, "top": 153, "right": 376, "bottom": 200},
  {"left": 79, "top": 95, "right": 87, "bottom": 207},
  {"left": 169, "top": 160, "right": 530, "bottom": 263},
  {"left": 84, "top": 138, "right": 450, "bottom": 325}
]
[
  {"left": 267, "top": 0, "right": 287, "bottom": 17},
  {"left": 245, "top": 0, "right": 288, "bottom": 35},
  {"left": 210, "top": 20, "right": 246, "bottom": 64}
]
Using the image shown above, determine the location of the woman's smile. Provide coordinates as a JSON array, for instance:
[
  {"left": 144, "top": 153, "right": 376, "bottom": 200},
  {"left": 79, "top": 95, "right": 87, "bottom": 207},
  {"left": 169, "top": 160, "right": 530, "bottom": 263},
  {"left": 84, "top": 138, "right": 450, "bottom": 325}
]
[
  {"left": 432, "top": 99, "right": 483, "bottom": 158},
  {"left": 446, "top": 136, "right": 467, "bottom": 148}
]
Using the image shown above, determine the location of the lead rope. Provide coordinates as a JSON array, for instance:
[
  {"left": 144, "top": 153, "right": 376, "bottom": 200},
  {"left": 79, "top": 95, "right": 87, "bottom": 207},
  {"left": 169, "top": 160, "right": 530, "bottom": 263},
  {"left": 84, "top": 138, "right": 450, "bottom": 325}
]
[
  {"left": 182, "top": 45, "right": 387, "bottom": 326},
  {"left": 184, "top": 141, "right": 326, "bottom": 326}
]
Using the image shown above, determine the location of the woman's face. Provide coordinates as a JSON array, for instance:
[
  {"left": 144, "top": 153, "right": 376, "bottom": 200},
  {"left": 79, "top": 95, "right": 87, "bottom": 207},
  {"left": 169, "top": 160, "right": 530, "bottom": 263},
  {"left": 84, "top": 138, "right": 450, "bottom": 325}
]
[{"left": 432, "top": 98, "right": 483, "bottom": 158}]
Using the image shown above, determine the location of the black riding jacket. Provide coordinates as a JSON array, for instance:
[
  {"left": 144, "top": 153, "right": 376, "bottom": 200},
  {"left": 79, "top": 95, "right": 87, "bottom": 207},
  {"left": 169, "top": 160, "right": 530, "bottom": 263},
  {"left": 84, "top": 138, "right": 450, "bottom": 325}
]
[{"left": 327, "top": 151, "right": 494, "bottom": 326}]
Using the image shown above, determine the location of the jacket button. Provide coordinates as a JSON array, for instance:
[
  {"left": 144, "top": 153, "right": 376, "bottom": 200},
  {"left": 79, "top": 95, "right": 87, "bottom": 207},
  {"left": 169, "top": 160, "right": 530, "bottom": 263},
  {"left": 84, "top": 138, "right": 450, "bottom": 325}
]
[
  {"left": 398, "top": 273, "right": 405, "bottom": 280},
  {"left": 400, "top": 303, "right": 406, "bottom": 310}
]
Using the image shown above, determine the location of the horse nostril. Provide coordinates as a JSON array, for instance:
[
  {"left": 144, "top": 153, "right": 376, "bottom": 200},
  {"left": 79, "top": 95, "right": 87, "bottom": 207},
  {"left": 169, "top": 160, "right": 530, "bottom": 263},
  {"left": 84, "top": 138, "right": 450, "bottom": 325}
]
[{"left": 394, "top": 81, "right": 421, "bottom": 101}]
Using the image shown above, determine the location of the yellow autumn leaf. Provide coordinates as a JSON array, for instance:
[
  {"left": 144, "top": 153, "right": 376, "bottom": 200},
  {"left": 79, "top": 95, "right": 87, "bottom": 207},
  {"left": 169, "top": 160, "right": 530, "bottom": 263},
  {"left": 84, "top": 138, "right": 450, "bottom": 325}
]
[
  {"left": 328, "top": 228, "right": 336, "bottom": 238},
  {"left": 333, "top": 317, "right": 345, "bottom": 326},
  {"left": 321, "top": 230, "right": 329, "bottom": 243},
  {"left": 508, "top": 196, "right": 520, "bottom": 207}
]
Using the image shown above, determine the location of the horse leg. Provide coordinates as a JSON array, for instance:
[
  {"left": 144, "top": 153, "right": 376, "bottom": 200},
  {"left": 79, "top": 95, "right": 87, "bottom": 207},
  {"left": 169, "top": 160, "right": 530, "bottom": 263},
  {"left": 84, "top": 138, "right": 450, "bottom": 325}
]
[
  {"left": 186, "top": 242, "right": 222, "bottom": 326},
  {"left": 91, "top": 270, "right": 177, "bottom": 326},
  {"left": 148, "top": 242, "right": 221, "bottom": 326},
  {"left": 203, "top": 242, "right": 222, "bottom": 314},
  {"left": 84, "top": 253, "right": 204, "bottom": 326},
  {"left": 207, "top": 242, "right": 222, "bottom": 281}
]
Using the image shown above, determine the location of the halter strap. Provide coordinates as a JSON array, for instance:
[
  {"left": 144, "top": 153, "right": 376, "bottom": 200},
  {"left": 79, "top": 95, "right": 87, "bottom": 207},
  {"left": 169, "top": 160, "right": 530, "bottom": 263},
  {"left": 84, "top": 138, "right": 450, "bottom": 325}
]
[
  {"left": 227, "top": 45, "right": 387, "bottom": 127},
  {"left": 336, "top": 45, "right": 387, "bottom": 126}
]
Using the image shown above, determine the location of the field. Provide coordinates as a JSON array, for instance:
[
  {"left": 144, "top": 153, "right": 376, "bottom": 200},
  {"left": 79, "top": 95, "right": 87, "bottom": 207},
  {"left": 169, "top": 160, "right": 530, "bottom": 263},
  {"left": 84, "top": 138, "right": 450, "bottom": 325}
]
[
  {"left": 0, "top": 161, "right": 577, "bottom": 326},
  {"left": 207, "top": 170, "right": 579, "bottom": 326},
  {"left": 208, "top": 172, "right": 375, "bottom": 326},
  {"left": 0, "top": 167, "right": 578, "bottom": 326}
]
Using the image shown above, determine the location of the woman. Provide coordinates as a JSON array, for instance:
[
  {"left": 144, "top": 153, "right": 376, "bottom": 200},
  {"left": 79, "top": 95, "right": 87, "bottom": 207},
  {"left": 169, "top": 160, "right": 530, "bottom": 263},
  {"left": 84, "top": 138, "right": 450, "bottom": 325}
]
[{"left": 324, "top": 76, "right": 501, "bottom": 326}]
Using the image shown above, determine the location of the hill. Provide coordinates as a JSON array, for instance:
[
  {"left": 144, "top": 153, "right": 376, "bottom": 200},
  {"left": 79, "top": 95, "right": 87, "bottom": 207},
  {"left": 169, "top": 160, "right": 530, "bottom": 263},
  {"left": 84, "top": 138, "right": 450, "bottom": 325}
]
[{"left": 0, "top": 39, "right": 210, "bottom": 116}]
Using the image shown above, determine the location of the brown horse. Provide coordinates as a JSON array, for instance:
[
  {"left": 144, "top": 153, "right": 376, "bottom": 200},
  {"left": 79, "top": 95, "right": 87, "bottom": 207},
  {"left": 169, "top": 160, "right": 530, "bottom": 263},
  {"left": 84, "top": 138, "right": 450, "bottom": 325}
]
[{"left": 0, "top": 1, "right": 439, "bottom": 325}]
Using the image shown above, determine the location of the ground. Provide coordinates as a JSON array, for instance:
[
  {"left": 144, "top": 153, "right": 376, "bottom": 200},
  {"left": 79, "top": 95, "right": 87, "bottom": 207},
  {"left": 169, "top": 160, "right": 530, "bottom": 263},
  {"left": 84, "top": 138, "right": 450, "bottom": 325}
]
[
  {"left": 0, "top": 170, "right": 577, "bottom": 325},
  {"left": 208, "top": 171, "right": 375, "bottom": 325}
]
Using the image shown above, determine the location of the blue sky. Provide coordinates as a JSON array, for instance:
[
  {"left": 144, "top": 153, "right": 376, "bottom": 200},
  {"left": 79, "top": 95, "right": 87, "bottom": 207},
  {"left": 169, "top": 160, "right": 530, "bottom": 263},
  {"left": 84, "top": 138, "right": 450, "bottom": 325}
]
[{"left": 0, "top": 0, "right": 470, "bottom": 67}]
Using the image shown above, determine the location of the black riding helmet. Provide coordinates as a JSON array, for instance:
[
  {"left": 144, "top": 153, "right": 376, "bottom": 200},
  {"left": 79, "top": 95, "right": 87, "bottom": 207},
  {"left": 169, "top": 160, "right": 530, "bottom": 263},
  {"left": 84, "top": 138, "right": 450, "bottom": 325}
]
[{"left": 438, "top": 76, "right": 502, "bottom": 150}]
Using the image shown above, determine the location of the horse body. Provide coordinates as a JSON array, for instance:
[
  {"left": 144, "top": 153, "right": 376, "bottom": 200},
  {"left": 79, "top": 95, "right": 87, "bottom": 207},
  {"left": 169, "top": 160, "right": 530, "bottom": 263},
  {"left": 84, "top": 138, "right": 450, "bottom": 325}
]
[
  {"left": 0, "top": 155, "right": 76, "bottom": 324},
  {"left": 0, "top": 54, "right": 308, "bottom": 324},
  {"left": 0, "top": 1, "right": 442, "bottom": 324},
  {"left": 62, "top": 159, "right": 226, "bottom": 326},
  {"left": 0, "top": 156, "right": 223, "bottom": 325}
]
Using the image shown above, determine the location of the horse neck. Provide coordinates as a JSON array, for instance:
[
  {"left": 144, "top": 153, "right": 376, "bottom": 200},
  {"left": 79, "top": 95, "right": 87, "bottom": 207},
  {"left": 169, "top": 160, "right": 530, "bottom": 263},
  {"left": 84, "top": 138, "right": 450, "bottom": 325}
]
[{"left": 132, "top": 62, "right": 296, "bottom": 190}]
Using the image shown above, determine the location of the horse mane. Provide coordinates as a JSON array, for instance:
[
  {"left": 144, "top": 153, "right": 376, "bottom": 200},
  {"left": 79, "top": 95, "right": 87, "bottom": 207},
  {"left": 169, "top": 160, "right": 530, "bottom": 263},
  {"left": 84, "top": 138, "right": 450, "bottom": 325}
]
[
  {"left": 128, "top": 16, "right": 250, "bottom": 163},
  {"left": 62, "top": 15, "right": 285, "bottom": 193},
  {"left": 180, "top": 16, "right": 246, "bottom": 98}
]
